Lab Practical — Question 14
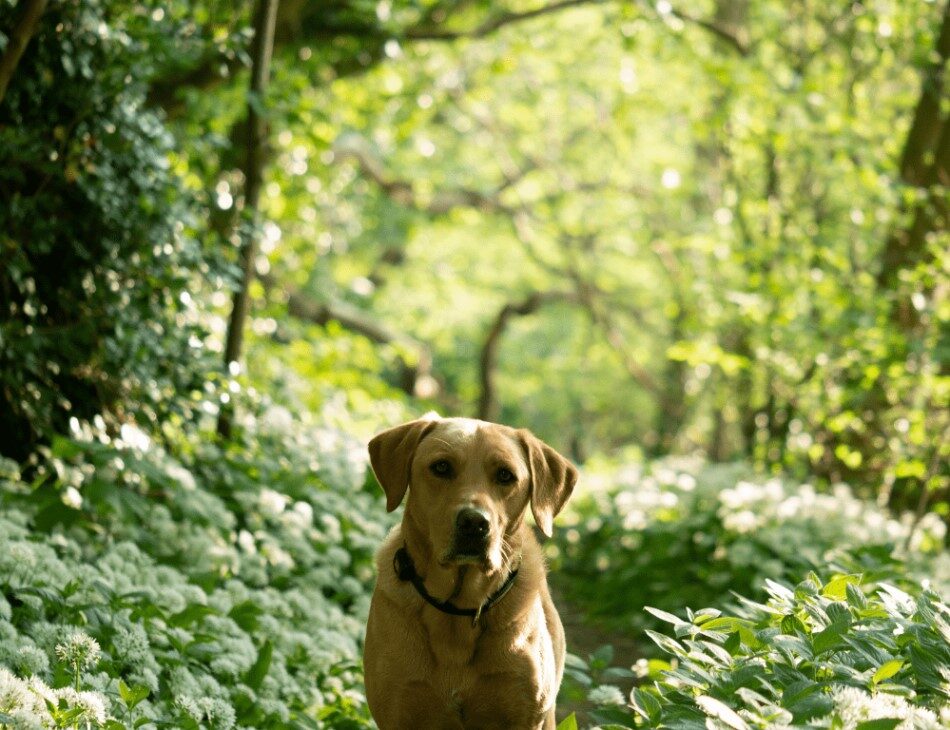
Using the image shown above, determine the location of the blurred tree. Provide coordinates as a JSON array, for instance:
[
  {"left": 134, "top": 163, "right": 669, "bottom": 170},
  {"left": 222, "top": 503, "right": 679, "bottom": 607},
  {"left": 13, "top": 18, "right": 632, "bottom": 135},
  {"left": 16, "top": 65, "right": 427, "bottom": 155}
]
[{"left": 217, "top": 0, "right": 279, "bottom": 439}]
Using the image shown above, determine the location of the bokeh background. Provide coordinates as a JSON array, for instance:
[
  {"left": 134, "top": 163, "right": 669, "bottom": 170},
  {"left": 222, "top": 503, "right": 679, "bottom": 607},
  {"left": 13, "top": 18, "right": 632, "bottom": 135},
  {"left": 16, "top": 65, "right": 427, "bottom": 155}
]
[{"left": 0, "top": 0, "right": 947, "bottom": 728}]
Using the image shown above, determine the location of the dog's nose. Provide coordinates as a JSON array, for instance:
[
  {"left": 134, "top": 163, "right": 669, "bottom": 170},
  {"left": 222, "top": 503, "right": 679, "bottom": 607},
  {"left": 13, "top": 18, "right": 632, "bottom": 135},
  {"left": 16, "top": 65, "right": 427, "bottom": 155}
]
[{"left": 455, "top": 507, "right": 490, "bottom": 539}]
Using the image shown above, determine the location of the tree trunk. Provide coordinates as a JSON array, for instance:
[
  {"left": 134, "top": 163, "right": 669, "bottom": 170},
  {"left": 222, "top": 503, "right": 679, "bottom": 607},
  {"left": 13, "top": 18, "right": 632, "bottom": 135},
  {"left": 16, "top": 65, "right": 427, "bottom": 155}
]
[
  {"left": 477, "top": 292, "right": 575, "bottom": 421},
  {"left": 217, "top": 0, "right": 279, "bottom": 439},
  {"left": 0, "top": 0, "right": 48, "bottom": 106},
  {"left": 876, "top": 0, "right": 950, "bottom": 327}
]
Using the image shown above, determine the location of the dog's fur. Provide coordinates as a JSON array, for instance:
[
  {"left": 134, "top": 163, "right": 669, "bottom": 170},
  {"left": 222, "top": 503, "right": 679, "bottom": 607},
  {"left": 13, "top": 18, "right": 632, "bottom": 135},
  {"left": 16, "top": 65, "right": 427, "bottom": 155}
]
[{"left": 364, "top": 416, "right": 578, "bottom": 730}]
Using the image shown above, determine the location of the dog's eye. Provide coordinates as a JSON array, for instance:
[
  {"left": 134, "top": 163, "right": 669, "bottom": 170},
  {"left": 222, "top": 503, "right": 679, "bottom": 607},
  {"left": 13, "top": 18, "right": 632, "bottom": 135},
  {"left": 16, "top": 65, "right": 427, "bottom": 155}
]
[
  {"left": 496, "top": 467, "right": 516, "bottom": 485},
  {"left": 430, "top": 460, "right": 454, "bottom": 478}
]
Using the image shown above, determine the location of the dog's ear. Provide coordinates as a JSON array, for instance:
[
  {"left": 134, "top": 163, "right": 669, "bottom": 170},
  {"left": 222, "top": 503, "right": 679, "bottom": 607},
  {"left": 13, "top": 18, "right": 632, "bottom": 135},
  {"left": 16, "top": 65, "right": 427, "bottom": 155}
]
[
  {"left": 518, "top": 430, "right": 578, "bottom": 537},
  {"left": 368, "top": 418, "right": 439, "bottom": 512}
]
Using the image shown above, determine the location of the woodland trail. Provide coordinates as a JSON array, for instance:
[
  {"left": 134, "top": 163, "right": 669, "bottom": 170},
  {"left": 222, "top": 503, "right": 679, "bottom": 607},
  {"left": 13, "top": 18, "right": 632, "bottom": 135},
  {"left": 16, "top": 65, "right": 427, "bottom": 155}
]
[{"left": 551, "top": 581, "right": 642, "bottom": 725}]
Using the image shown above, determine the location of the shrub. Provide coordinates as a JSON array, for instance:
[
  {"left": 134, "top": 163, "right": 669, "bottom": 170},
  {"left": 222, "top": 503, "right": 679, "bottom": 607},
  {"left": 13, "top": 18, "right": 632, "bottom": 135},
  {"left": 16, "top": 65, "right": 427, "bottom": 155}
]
[
  {"left": 565, "top": 570, "right": 950, "bottom": 729},
  {"left": 0, "top": 0, "right": 220, "bottom": 460}
]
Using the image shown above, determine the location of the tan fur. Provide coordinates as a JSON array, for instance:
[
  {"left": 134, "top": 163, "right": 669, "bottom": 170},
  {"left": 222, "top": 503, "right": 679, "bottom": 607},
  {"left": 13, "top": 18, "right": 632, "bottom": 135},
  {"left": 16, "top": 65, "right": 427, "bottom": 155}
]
[{"left": 364, "top": 417, "right": 578, "bottom": 730}]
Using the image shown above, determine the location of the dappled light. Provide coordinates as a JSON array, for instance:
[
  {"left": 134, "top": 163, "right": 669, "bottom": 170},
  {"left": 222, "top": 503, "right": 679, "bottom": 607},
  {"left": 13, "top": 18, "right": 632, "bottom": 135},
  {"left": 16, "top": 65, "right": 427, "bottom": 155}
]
[{"left": 0, "top": 0, "right": 947, "bottom": 728}]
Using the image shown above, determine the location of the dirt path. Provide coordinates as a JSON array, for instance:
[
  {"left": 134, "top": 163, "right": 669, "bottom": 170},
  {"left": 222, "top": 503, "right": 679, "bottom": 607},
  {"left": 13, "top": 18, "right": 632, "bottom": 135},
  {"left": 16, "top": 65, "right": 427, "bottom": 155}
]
[{"left": 551, "top": 580, "right": 642, "bottom": 725}]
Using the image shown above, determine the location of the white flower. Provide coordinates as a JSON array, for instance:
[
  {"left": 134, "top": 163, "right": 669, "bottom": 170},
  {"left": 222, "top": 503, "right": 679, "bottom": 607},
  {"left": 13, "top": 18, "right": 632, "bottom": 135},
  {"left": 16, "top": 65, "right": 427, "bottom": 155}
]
[
  {"left": 260, "top": 488, "right": 287, "bottom": 515},
  {"left": 55, "top": 687, "right": 108, "bottom": 725},
  {"left": 62, "top": 486, "right": 83, "bottom": 509},
  {"left": 831, "top": 686, "right": 940, "bottom": 729},
  {"left": 588, "top": 684, "right": 626, "bottom": 706},
  {"left": 55, "top": 630, "right": 101, "bottom": 669},
  {"left": 0, "top": 667, "right": 31, "bottom": 713},
  {"left": 113, "top": 625, "right": 150, "bottom": 665},
  {"left": 119, "top": 423, "right": 151, "bottom": 451}
]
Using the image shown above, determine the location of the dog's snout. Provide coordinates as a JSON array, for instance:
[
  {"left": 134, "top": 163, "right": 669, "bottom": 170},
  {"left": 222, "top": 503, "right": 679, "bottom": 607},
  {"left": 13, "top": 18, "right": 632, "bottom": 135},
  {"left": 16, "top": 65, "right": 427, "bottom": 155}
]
[{"left": 455, "top": 507, "right": 490, "bottom": 538}]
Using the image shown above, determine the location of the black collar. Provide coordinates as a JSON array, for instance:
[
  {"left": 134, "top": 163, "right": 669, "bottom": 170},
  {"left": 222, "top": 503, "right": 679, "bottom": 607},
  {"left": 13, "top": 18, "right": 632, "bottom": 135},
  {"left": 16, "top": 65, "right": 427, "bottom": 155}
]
[{"left": 393, "top": 546, "right": 519, "bottom": 627}]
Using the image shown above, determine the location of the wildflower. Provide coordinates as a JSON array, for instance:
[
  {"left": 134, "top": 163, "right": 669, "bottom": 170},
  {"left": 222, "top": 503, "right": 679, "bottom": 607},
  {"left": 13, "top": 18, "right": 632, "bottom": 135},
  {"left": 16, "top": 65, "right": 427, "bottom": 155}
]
[
  {"left": 113, "top": 625, "right": 150, "bottom": 666},
  {"left": 588, "top": 684, "right": 626, "bottom": 706},
  {"left": 62, "top": 486, "right": 83, "bottom": 509},
  {"left": 55, "top": 630, "right": 101, "bottom": 670},
  {"left": 831, "top": 686, "right": 940, "bottom": 729},
  {"left": 55, "top": 687, "right": 109, "bottom": 725},
  {"left": 14, "top": 645, "right": 49, "bottom": 676}
]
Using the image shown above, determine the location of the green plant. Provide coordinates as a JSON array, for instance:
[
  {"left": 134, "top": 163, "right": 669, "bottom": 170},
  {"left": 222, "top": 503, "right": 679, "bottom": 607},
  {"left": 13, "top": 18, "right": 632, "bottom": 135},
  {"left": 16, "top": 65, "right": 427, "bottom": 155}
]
[
  {"left": 553, "top": 460, "right": 948, "bottom": 637},
  {"left": 0, "top": 0, "right": 222, "bottom": 461},
  {"left": 564, "top": 571, "right": 950, "bottom": 729},
  {"left": 0, "top": 398, "right": 385, "bottom": 728}
]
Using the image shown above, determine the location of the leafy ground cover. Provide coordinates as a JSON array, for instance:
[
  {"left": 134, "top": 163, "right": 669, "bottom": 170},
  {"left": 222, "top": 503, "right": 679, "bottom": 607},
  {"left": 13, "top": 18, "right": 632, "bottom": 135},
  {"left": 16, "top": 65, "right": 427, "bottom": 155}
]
[
  {"left": 0, "top": 402, "right": 386, "bottom": 729},
  {"left": 563, "top": 570, "right": 950, "bottom": 729},
  {"left": 552, "top": 458, "right": 948, "bottom": 637},
  {"left": 2, "top": 415, "right": 947, "bottom": 729}
]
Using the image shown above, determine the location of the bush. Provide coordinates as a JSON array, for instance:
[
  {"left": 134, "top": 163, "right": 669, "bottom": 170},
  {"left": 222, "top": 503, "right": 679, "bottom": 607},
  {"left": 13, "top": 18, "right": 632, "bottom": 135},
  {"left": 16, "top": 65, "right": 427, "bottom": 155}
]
[
  {"left": 0, "top": 401, "right": 387, "bottom": 728},
  {"left": 565, "top": 570, "right": 950, "bottom": 729},
  {"left": 0, "top": 0, "right": 219, "bottom": 460},
  {"left": 552, "top": 459, "right": 948, "bottom": 637}
]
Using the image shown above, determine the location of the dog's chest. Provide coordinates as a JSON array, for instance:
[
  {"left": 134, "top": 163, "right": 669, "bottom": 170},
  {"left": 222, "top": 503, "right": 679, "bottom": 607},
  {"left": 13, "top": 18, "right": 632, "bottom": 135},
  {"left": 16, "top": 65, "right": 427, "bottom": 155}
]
[{"left": 425, "top": 616, "right": 557, "bottom": 725}]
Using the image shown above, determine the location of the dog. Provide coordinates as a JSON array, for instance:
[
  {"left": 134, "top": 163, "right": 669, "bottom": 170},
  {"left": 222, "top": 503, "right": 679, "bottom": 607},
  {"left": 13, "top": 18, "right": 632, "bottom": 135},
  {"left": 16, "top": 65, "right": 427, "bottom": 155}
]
[{"left": 363, "top": 415, "right": 578, "bottom": 729}]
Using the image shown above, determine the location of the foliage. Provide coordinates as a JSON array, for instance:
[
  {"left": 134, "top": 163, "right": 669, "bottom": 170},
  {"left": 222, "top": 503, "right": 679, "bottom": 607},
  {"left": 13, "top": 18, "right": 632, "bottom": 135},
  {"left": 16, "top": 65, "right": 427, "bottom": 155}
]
[
  {"left": 564, "top": 571, "right": 950, "bottom": 729},
  {"left": 552, "top": 459, "right": 948, "bottom": 636},
  {"left": 245, "top": 0, "right": 950, "bottom": 511},
  {"left": 0, "top": 0, "right": 232, "bottom": 461},
  {"left": 0, "top": 400, "right": 383, "bottom": 728}
]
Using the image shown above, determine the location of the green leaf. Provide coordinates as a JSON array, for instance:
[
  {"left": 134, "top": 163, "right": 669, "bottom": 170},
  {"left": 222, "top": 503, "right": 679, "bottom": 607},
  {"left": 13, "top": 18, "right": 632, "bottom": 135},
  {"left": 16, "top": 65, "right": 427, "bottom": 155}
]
[
  {"left": 168, "top": 603, "right": 216, "bottom": 628},
  {"left": 591, "top": 644, "right": 614, "bottom": 667},
  {"left": 631, "top": 687, "right": 662, "bottom": 723},
  {"left": 696, "top": 695, "right": 749, "bottom": 730},
  {"left": 871, "top": 659, "right": 903, "bottom": 685},
  {"left": 245, "top": 639, "right": 273, "bottom": 691},
  {"left": 644, "top": 606, "right": 687, "bottom": 626},
  {"left": 822, "top": 574, "right": 860, "bottom": 601},
  {"left": 228, "top": 600, "right": 263, "bottom": 632},
  {"left": 855, "top": 720, "right": 902, "bottom": 730},
  {"left": 556, "top": 714, "right": 578, "bottom": 730},
  {"left": 812, "top": 619, "right": 849, "bottom": 654},
  {"left": 645, "top": 630, "right": 687, "bottom": 657}
]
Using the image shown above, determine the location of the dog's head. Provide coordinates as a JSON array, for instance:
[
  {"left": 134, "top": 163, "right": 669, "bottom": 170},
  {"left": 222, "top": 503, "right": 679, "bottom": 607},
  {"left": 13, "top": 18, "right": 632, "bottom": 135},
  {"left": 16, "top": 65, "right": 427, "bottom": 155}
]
[{"left": 368, "top": 416, "right": 577, "bottom": 571}]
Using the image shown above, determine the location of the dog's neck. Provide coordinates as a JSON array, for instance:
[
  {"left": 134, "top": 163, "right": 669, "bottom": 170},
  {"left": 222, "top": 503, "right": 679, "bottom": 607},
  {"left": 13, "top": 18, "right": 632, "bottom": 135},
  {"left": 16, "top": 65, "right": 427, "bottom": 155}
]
[{"left": 401, "top": 512, "right": 524, "bottom": 610}]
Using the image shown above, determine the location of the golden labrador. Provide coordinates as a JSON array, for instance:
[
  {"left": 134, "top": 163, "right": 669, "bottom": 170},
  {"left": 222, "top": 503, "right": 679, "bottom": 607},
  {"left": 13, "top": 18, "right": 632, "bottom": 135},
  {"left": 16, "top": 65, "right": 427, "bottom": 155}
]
[{"left": 363, "top": 416, "right": 577, "bottom": 730}]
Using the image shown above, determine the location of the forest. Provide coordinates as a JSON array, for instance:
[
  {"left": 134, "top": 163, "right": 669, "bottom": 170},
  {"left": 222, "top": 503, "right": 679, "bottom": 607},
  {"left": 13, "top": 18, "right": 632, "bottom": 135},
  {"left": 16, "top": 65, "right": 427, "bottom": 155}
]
[{"left": 0, "top": 0, "right": 947, "bottom": 727}]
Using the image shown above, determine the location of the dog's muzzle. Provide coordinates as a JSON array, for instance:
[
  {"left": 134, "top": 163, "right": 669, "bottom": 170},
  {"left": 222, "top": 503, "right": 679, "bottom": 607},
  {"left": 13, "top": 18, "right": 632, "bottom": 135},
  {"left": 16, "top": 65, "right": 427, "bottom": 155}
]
[{"left": 452, "top": 506, "right": 491, "bottom": 557}]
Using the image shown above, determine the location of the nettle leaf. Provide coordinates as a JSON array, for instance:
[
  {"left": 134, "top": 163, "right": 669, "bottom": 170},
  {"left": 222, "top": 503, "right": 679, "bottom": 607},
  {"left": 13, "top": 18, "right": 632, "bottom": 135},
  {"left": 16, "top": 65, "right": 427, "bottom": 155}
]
[
  {"left": 696, "top": 695, "right": 749, "bottom": 730},
  {"left": 119, "top": 679, "right": 150, "bottom": 710},
  {"left": 822, "top": 574, "right": 861, "bottom": 601},
  {"left": 871, "top": 659, "right": 904, "bottom": 686},
  {"left": 645, "top": 630, "right": 687, "bottom": 658},
  {"left": 168, "top": 603, "right": 216, "bottom": 628},
  {"left": 630, "top": 687, "right": 662, "bottom": 723},
  {"left": 846, "top": 583, "right": 869, "bottom": 609},
  {"left": 228, "top": 599, "right": 263, "bottom": 632},
  {"left": 812, "top": 618, "right": 850, "bottom": 654}
]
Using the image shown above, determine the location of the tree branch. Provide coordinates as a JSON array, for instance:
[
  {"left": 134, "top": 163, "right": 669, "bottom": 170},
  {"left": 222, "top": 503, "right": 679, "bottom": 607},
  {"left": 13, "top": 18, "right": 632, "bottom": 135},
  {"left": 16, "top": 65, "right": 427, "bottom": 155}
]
[
  {"left": 405, "top": 0, "right": 606, "bottom": 41},
  {"left": 287, "top": 292, "right": 436, "bottom": 397},
  {"left": 0, "top": 0, "right": 48, "bottom": 106},
  {"left": 665, "top": 5, "right": 750, "bottom": 56},
  {"left": 477, "top": 291, "right": 577, "bottom": 420},
  {"left": 334, "top": 141, "right": 522, "bottom": 215}
]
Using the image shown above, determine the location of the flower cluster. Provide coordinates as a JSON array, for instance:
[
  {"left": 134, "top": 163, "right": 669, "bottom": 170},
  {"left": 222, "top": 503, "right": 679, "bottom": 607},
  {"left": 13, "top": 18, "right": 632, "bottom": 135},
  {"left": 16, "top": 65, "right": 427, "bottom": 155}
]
[
  {"left": 0, "top": 405, "right": 387, "bottom": 728},
  {"left": 554, "top": 459, "right": 947, "bottom": 635}
]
